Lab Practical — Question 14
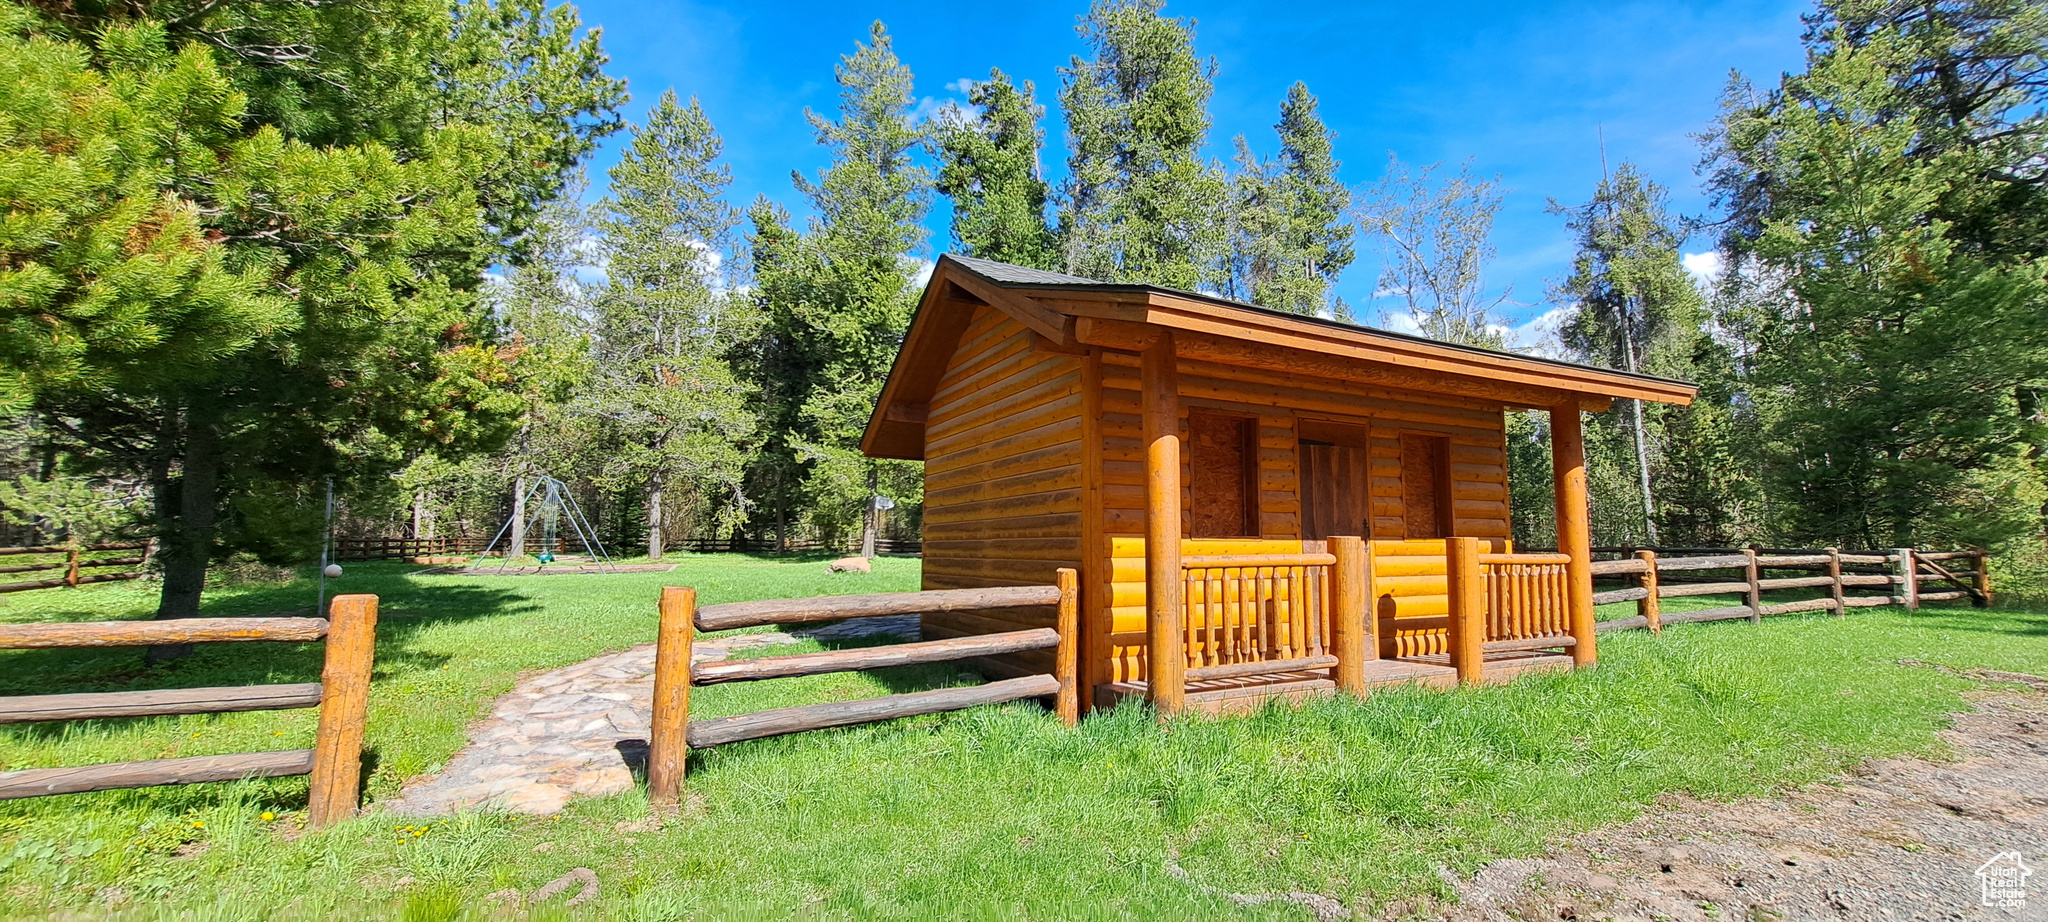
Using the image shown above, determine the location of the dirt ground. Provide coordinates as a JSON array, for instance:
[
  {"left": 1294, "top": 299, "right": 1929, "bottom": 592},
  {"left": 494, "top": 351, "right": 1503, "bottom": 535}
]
[{"left": 1398, "top": 675, "right": 2048, "bottom": 921}]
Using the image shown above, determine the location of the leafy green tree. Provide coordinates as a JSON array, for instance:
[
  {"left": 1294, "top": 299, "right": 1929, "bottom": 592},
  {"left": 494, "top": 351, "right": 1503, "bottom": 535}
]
[
  {"left": 932, "top": 69, "right": 1058, "bottom": 269},
  {"left": 1227, "top": 83, "right": 1353, "bottom": 314},
  {"left": 591, "top": 92, "right": 758, "bottom": 559},
  {"left": 0, "top": 0, "right": 620, "bottom": 636},
  {"left": 1549, "top": 162, "right": 1708, "bottom": 544},
  {"left": 1701, "top": 2, "right": 2048, "bottom": 549},
  {"left": 749, "top": 22, "right": 930, "bottom": 548},
  {"left": 1058, "top": 0, "right": 1228, "bottom": 290},
  {"left": 1355, "top": 156, "right": 1510, "bottom": 347}
]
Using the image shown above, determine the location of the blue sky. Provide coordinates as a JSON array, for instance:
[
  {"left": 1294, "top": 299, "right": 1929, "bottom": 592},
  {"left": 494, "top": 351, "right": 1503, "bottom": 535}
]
[{"left": 568, "top": 0, "right": 1814, "bottom": 339}]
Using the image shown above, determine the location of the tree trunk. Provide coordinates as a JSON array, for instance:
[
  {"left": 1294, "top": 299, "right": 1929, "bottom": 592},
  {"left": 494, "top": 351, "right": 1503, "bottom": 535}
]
[
  {"left": 410, "top": 491, "right": 427, "bottom": 539},
  {"left": 859, "top": 466, "right": 878, "bottom": 559},
  {"left": 647, "top": 475, "right": 664, "bottom": 561},
  {"left": 149, "top": 403, "right": 223, "bottom": 663},
  {"left": 508, "top": 475, "right": 528, "bottom": 558}
]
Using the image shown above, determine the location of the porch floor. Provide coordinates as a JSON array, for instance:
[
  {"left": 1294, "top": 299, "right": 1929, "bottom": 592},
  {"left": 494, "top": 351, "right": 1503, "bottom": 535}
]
[{"left": 1093, "top": 652, "right": 1574, "bottom": 717}]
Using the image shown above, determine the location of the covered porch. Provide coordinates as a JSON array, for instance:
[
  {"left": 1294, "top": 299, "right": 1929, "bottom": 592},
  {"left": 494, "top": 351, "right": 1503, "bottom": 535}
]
[{"left": 1105, "top": 332, "right": 1605, "bottom": 716}]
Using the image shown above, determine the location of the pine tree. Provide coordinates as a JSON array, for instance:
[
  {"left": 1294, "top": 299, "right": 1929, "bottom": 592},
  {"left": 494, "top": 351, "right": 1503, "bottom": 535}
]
[
  {"left": 751, "top": 22, "right": 931, "bottom": 548},
  {"left": 932, "top": 69, "right": 1058, "bottom": 269},
  {"left": 0, "top": 0, "right": 620, "bottom": 634},
  {"left": 592, "top": 92, "right": 758, "bottom": 559},
  {"left": 1702, "top": 1, "right": 2048, "bottom": 548},
  {"left": 1058, "top": 0, "right": 1228, "bottom": 290},
  {"left": 1227, "top": 83, "right": 1353, "bottom": 314},
  {"left": 1549, "top": 162, "right": 1707, "bottom": 544}
]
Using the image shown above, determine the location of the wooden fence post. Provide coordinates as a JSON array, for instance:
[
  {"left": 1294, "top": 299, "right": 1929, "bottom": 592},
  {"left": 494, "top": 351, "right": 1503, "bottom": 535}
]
[
  {"left": 1445, "top": 537, "right": 1485, "bottom": 685},
  {"left": 1826, "top": 547, "right": 1846, "bottom": 616},
  {"left": 1328, "top": 536, "right": 1367, "bottom": 696},
  {"left": 308, "top": 594, "right": 378, "bottom": 829},
  {"left": 1743, "top": 546, "right": 1762, "bottom": 624},
  {"left": 1973, "top": 546, "right": 1993, "bottom": 608},
  {"left": 1054, "top": 568, "right": 1080, "bottom": 726},
  {"left": 1635, "top": 549, "right": 1661, "bottom": 633},
  {"left": 1894, "top": 548, "right": 1918, "bottom": 610},
  {"left": 1141, "top": 333, "right": 1185, "bottom": 718},
  {"left": 647, "top": 586, "right": 695, "bottom": 808},
  {"left": 63, "top": 544, "right": 81, "bottom": 588}
]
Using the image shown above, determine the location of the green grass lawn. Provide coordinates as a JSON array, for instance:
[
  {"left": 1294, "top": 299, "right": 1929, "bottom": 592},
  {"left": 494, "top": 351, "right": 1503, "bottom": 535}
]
[{"left": 1, "top": 557, "right": 2043, "bottom": 920}]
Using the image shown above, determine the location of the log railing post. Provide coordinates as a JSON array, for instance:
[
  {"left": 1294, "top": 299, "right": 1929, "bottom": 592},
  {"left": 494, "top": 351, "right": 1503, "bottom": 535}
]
[
  {"left": 647, "top": 586, "right": 695, "bottom": 808},
  {"left": 1328, "top": 536, "right": 1367, "bottom": 696},
  {"left": 1973, "top": 546, "right": 1992, "bottom": 608},
  {"left": 1548, "top": 401, "right": 1596, "bottom": 667},
  {"left": 1053, "top": 567, "right": 1080, "bottom": 726},
  {"left": 1141, "top": 333, "right": 1185, "bottom": 717},
  {"left": 308, "top": 594, "right": 378, "bottom": 829},
  {"left": 1894, "top": 547, "right": 1918, "bottom": 610},
  {"left": 1743, "top": 546, "right": 1762, "bottom": 624},
  {"left": 1826, "top": 547, "right": 1846, "bottom": 616},
  {"left": 1445, "top": 537, "right": 1485, "bottom": 685},
  {"left": 1635, "top": 549, "right": 1660, "bottom": 633}
]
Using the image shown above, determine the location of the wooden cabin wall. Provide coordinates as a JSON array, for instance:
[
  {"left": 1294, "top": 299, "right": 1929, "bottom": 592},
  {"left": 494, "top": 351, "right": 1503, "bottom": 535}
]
[
  {"left": 919, "top": 304, "right": 1085, "bottom": 678},
  {"left": 1089, "top": 351, "right": 1512, "bottom": 684}
]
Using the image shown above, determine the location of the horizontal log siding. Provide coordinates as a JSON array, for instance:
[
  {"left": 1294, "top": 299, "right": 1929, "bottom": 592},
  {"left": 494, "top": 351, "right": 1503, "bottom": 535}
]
[
  {"left": 1089, "top": 353, "right": 1511, "bottom": 682},
  {"left": 921, "top": 306, "right": 1083, "bottom": 678}
]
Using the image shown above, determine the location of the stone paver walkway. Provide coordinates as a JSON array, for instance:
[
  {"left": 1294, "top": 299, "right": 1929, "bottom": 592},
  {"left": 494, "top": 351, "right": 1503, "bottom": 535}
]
[{"left": 385, "top": 616, "right": 921, "bottom": 816}]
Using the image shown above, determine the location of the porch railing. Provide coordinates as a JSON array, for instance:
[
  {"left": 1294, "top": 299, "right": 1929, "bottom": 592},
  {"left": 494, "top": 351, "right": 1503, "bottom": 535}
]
[
  {"left": 1478, "top": 552, "right": 1577, "bottom": 654},
  {"left": 1179, "top": 553, "right": 1337, "bottom": 682}
]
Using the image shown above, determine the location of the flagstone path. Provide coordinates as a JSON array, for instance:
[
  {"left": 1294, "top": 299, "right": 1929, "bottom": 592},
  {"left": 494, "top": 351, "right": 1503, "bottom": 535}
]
[{"left": 384, "top": 615, "right": 921, "bottom": 817}]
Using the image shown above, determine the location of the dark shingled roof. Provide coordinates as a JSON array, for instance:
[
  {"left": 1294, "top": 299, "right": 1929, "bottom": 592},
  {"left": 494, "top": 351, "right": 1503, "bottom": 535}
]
[{"left": 946, "top": 254, "right": 1102, "bottom": 287}]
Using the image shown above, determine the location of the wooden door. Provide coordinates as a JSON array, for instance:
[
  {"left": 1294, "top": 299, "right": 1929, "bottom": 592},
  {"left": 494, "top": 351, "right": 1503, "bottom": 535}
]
[
  {"left": 1299, "top": 442, "right": 1370, "bottom": 540},
  {"left": 1399, "top": 434, "right": 1453, "bottom": 539}
]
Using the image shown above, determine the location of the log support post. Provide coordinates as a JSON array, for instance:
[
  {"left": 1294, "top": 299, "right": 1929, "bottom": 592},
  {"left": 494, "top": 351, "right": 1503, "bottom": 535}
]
[
  {"left": 308, "top": 594, "right": 377, "bottom": 829},
  {"left": 1445, "top": 537, "right": 1486, "bottom": 685},
  {"left": 1894, "top": 547, "right": 1918, "bottom": 610},
  {"left": 1549, "top": 401, "right": 1596, "bottom": 667},
  {"left": 1826, "top": 547, "right": 1845, "bottom": 616},
  {"left": 1973, "top": 546, "right": 1992, "bottom": 608},
  {"left": 647, "top": 586, "right": 694, "bottom": 808},
  {"left": 1328, "top": 536, "right": 1367, "bottom": 696},
  {"left": 1141, "top": 333, "right": 1185, "bottom": 717},
  {"left": 1743, "top": 546, "right": 1762, "bottom": 624},
  {"left": 1635, "top": 549, "right": 1661, "bottom": 633},
  {"left": 1053, "top": 567, "right": 1080, "bottom": 726}
]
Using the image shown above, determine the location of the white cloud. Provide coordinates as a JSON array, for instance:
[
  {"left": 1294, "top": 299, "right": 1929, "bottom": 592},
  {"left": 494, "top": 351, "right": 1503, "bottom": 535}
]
[
  {"left": 911, "top": 96, "right": 976, "bottom": 127},
  {"left": 944, "top": 77, "right": 978, "bottom": 95},
  {"left": 1373, "top": 306, "right": 1570, "bottom": 357},
  {"left": 1682, "top": 250, "right": 1723, "bottom": 283},
  {"left": 910, "top": 258, "right": 936, "bottom": 288}
]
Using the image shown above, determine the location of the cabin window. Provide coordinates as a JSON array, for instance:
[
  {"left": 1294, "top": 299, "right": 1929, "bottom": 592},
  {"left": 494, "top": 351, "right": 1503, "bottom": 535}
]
[
  {"left": 1399, "top": 433, "right": 1453, "bottom": 539},
  {"left": 1188, "top": 412, "right": 1259, "bottom": 538}
]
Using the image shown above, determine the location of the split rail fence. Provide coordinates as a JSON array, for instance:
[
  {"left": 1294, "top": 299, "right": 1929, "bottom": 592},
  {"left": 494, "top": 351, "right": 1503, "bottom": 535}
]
[
  {"left": 0, "top": 542, "right": 150, "bottom": 595},
  {"left": 0, "top": 595, "right": 380, "bottom": 827},
  {"left": 335, "top": 536, "right": 923, "bottom": 561},
  {"left": 645, "top": 570, "right": 1077, "bottom": 805},
  {"left": 1584, "top": 546, "right": 1989, "bottom": 634}
]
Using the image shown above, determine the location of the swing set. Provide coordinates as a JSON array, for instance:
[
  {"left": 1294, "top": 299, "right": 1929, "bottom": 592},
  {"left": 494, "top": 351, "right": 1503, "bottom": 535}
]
[{"left": 467, "top": 475, "right": 616, "bottom": 574}]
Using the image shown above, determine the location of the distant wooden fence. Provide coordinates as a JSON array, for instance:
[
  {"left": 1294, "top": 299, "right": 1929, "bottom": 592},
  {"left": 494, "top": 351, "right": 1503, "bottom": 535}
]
[
  {"left": 0, "top": 595, "right": 379, "bottom": 828},
  {"left": 1584, "top": 546, "right": 1989, "bottom": 633},
  {"left": 0, "top": 542, "right": 150, "bottom": 595},
  {"left": 336, "top": 536, "right": 923, "bottom": 561},
  {"left": 645, "top": 570, "right": 1077, "bottom": 805}
]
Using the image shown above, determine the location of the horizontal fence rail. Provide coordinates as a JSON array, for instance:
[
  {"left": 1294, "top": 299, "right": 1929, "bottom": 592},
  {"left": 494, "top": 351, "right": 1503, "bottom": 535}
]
[
  {"left": 645, "top": 571, "right": 1078, "bottom": 807},
  {"left": 0, "top": 542, "right": 150, "bottom": 595},
  {"left": 0, "top": 598, "right": 378, "bottom": 827},
  {"left": 334, "top": 536, "right": 924, "bottom": 561},
  {"left": 1581, "top": 545, "right": 1988, "bottom": 635}
]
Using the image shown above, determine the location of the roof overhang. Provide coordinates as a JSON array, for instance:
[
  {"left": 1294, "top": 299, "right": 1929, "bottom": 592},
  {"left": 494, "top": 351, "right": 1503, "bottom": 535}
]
[{"left": 862, "top": 254, "right": 1700, "bottom": 461}]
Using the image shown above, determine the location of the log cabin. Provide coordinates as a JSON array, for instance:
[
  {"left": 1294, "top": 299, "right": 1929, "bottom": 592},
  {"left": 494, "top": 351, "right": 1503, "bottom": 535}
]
[{"left": 862, "top": 255, "right": 1699, "bottom": 715}]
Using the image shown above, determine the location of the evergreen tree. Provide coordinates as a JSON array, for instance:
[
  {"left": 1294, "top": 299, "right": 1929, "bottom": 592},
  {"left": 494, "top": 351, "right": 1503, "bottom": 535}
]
[
  {"left": 751, "top": 22, "right": 930, "bottom": 548},
  {"left": 592, "top": 92, "right": 758, "bottom": 559},
  {"left": 0, "top": 0, "right": 620, "bottom": 634},
  {"left": 1227, "top": 83, "right": 1353, "bottom": 314},
  {"left": 1549, "top": 162, "right": 1708, "bottom": 544},
  {"left": 1058, "top": 0, "right": 1228, "bottom": 290},
  {"left": 1701, "top": 1, "right": 2048, "bottom": 549},
  {"left": 932, "top": 69, "right": 1058, "bottom": 269}
]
